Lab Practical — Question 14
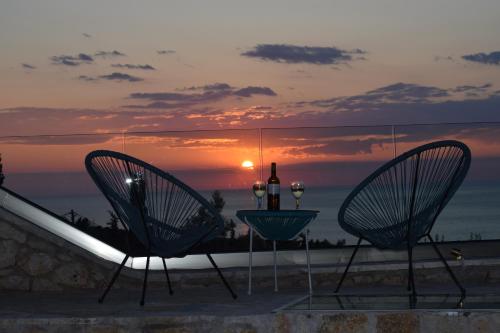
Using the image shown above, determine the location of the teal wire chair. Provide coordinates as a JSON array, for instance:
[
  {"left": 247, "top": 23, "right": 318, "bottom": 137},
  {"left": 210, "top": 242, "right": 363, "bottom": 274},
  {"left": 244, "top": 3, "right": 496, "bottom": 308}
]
[
  {"left": 85, "top": 150, "right": 237, "bottom": 305},
  {"left": 335, "top": 140, "right": 471, "bottom": 299}
]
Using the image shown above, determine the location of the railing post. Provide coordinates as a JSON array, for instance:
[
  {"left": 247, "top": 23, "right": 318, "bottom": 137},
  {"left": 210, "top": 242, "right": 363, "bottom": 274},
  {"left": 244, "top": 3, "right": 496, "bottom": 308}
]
[
  {"left": 392, "top": 125, "right": 397, "bottom": 158},
  {"left": 122, "top": 131, "right": 126, "bottom": 154},
  {"left": 0, "top": 153, "right": 4, "bottom": 186},
  {"left": 259, "top": 128, "right": 263, "bottom": 181}
]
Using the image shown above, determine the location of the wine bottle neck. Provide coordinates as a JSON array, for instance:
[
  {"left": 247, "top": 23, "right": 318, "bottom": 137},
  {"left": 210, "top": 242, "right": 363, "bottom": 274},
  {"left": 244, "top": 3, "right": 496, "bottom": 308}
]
[{"left": 271, "top": 163, "right": 276, "bottom": 177}]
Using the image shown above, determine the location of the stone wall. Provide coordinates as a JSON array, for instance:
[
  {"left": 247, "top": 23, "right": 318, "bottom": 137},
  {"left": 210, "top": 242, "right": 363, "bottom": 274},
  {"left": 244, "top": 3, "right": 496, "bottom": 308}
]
[
  {"left": 3, "top": 205, "right": 500, "bottom": 293},
  {"left": 2, "top": 210, "right": 100, "bottom": 291},
  {"left": 0, "top": 208, "right": 147, "bottom": 291},
  {"left": 0, "top": 207, "right": 245, "bottom": 292}
]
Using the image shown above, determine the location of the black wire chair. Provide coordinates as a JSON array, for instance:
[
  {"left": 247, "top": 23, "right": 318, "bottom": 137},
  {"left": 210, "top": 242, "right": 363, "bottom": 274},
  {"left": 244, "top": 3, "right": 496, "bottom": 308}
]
[
  {"left": 85, "top": 150, "right": 237, "bottom": 305},
  {"left": 335, "top": 140, "right": 471, "bottom": 299}
]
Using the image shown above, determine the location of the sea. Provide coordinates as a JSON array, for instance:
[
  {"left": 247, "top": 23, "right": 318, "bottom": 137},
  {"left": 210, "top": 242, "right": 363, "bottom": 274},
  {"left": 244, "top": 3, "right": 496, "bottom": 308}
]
[{"left": 30, "top": 184, "right": 500, "bottom": 245}]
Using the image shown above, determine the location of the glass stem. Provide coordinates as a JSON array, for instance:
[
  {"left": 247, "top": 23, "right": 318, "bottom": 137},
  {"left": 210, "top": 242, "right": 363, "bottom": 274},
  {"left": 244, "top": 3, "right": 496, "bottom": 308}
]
[{"left": 295, "top": 199, "right": 299, "bottom": 209}]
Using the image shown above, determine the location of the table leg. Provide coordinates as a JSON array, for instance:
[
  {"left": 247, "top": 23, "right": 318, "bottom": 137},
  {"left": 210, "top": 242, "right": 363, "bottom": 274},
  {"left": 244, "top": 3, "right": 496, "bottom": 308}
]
[
  {"left": 248, "top": 226, "right": 253, "bottom": 295},
  {"left": 305, "top": 229, "right": 312, "bottom": 295},
  {"left": 273, "top": 240, "right": 278, "bottom": 292}
]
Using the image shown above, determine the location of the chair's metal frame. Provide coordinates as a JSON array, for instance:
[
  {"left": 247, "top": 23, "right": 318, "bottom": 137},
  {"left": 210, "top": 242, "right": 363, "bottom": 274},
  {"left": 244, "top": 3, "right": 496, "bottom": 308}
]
[
  {"left": 85, "top": 150, "right": 237, "bottom": 305},
  {"left": 334, "top": 140, "right": 471, "bottom": 303}
]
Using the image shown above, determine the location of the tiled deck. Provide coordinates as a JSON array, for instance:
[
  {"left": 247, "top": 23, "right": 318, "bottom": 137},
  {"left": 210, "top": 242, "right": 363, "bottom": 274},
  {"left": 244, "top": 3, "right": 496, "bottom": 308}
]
[{"left": 2, "top": 285, "right": 500, "bottom": 332}]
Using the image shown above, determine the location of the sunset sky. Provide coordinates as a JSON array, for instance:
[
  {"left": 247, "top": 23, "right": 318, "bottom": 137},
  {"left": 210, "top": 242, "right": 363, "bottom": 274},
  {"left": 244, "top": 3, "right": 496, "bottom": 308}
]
[{"left": 1, "top": 0, "right": 500, "bottom": 190}]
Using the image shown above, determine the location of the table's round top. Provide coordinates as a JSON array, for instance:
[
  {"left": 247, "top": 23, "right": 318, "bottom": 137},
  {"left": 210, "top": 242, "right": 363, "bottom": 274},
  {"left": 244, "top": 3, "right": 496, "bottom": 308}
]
[
  {"left": 236, "top": 210, "right": 319, "bottom": 240},
  {"left": 236, "top": 209, "right": 319, "bottom": 218}
]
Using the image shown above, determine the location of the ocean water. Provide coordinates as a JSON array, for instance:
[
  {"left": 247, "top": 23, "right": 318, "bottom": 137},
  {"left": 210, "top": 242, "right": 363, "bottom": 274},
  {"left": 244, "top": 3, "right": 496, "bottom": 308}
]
[{"left": 31, "top": 184, "right": 500, "bottom": 245}]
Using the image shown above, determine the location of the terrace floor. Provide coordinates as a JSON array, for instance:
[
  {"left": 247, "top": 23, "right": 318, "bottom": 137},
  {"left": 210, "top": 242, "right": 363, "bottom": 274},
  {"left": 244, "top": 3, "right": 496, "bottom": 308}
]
[{"left": 2, "top": 285, "right": 500, "bottom": 332}]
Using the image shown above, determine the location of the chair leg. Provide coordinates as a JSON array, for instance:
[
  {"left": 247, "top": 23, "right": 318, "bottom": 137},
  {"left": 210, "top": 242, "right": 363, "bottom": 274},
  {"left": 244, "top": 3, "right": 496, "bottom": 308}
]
[
  {"left": 140, "top": 255, "right": 150, "bottom": 306},
  {"left": 248, "top": 226, "right": 253, "bottom": 296},
  {"left": 427, "top": 235, "right": 466, "bottom": 297},
  {"left": 206, "top": 253, "right": 237, "bottom": 299},
  {"left": 456, "top": 294, "right": 465, "bottom": 309},
  {"left": 407, "top": 245, "right": 417, "bottom": 301},
  {"left": 98, "top": 254, "right": 129, "bottom": 304},
  {"left": 273, "top": 240, "right": 278, "bottom": 292},
  {"left": 407, "top": 244, "right": 411, "bottom": 291},
  {"left": 305, "top": 229, "right": 313, "bottom": 296},
  {"left": 408, "top": 293, "right": 417, "bottom": 309},
  {"left": 335, "top": 238, "right": 362, "bottom": 293},
  {"left": 335, "top": 295, "right": 345, "bottom": 310},
  {"left": 162, "top": 258, "right": 174, "bottom": 295}
]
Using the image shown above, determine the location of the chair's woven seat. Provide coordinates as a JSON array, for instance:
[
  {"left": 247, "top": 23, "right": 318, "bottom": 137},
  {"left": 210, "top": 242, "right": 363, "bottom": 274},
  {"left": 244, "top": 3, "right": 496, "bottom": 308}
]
[
  {"left": 86, "top": 150, "right": 223, "bottom": 258},
  {"left": 350, "top": 204, "right": 441, "bottom": 250},
  {"left": 335, "top": 140, "right": 471, "bottom": 297},
  {"left": 339, "top": 140, "right": 471, "bottom": 250}
]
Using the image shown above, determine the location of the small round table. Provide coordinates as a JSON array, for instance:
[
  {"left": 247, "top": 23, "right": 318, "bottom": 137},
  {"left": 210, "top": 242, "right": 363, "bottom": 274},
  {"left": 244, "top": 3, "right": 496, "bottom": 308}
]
[{"left": 236, "top": 210, "right": 319, "bottom": 295}]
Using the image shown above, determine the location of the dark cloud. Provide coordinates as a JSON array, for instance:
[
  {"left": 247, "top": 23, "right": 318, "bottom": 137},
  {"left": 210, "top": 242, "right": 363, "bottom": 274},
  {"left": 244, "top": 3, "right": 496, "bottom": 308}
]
[
  {"left": 126, "top": 90, "right": 231, "bottom": 108},
  {"left": 77, "top": 75, "right": 98, "bottom": 82},
  {"left": 234, "top": 86, "right": 277, "bottom": 97},
  {"left": 290, "top": 82, "right": 500, "bottom": 127},
  {"left": 241, "top": 44, "right": 366, "bottom": 65},
  {"left": 180, "top": 83, "right": 233, "bottom": 92},
  {"left": 204, "top": 83, "right": 232, "bottom": 91},
  {"left": 21, "top": 63, "right": 36, "bottom": 69},
  {"left": 111, "top": 64, "right": 156, "bottom": 70},
  {"left": 462, "top": 51, "right": 500, "bottom": 65},
  {"left": 94, "top": 50, "right": 126, "bottom": 58},
  {"left": 82, "top": 33, "right": 92, "bottom": 38},
  {"left": 126, "top": 83, "right": 277, "bottom": 108},
  {"left": 99, "top": 72, "right": 143, "bottom": 82},
  {"left": 301, "top": 82, "right": 497, "bottom": 114},
  {"left": 77, "top": 73, "right": 143, "bottom": 82},
  {"left": 452, "top": 83, "right": 492, "bottom": 93},
  {"left": 365, "top": 82, "right": 449, "bottom": 99},
  {"left": 157, "top": 50, "right": 176, "bottom": 55},
  {"left": 79, "top": 54, "right": 93, "bottom": 61},
  {"left": 123, "top": 101, "right": 181, "bottom": 109},
  {"left": 304, "top": 82, "right": 449, "bottom": 110},
  {"left": 129, "top": 92, "right": 200, "bottom": 101},
  {"left": 50, "top": 53, "right": 94, "bottom": 66}
]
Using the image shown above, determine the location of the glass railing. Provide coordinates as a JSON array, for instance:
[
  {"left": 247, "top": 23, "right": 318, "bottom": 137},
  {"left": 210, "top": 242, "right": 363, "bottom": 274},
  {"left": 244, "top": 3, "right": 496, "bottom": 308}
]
[{"left": 1, "top": 122, "right": 499, "bottom": 251}]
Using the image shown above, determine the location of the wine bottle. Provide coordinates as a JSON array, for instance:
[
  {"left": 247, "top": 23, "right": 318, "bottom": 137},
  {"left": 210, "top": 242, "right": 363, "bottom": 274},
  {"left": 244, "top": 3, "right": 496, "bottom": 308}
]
[{"left": 267, "top": 162, "right": 280, "bottom": 210}]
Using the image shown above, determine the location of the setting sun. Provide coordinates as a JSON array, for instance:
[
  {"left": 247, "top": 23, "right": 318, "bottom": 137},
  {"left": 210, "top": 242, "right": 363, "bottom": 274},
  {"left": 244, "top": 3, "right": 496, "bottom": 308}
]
[{"left": 241, "top": 160, "right": 254, "bottom": 170}]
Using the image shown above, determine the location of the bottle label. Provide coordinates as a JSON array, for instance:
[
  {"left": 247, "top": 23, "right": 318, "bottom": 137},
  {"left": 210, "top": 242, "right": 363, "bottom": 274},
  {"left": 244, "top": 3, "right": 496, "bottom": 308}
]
[{"left": 267, "top": 184, "right": 280, "bottom": 195}]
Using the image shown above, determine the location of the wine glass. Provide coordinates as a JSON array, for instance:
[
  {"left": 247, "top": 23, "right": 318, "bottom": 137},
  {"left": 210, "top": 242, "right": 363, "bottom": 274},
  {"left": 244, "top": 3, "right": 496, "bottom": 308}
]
[
  {"left": 290, "top": 181, "right": 305, "bottom": 209},
  {"left": 252, "top": 180, "right": 266, "bottom": 209}
]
